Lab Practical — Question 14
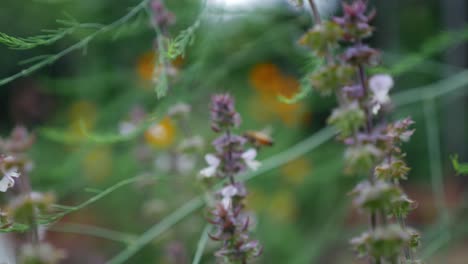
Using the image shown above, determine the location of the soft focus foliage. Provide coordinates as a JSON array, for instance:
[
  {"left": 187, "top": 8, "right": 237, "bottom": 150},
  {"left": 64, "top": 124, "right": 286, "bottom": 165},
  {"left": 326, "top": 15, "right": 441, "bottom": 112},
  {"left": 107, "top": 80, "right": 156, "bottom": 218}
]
[{"left": 0, "top": 0, "right": 467, "bottom": 263}]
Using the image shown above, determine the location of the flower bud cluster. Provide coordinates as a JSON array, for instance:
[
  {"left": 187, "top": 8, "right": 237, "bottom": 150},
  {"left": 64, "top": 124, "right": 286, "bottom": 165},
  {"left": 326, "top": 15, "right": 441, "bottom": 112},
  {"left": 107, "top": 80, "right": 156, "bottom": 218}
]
[
  {"left": 201, "top": 94, "right": 264, "bottom": 263},
  {"left": 300, "top": 1, "right": 421, "bottom": 262}
]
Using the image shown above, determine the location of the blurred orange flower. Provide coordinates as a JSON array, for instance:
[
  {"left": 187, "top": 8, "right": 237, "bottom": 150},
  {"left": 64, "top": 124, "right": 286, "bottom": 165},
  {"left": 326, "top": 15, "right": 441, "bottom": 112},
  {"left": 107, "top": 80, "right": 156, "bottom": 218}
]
[
  {"left": 249, "top": 63, "right": 282, "bottom": 93},
  {"left": 248, "top": 63, "right": 308, "bottom": 126},
  {"left": 137, "top": 52, "right": 157, "bottom": 81},
  {"left": 275, "top": 75, "right": 300, "bottom": 99},
  {"left": 144, "top": 117, "right": 176, "bottom": 148},
  {"left": 136, "top": 51, "right": 183, "bottom": 83}
]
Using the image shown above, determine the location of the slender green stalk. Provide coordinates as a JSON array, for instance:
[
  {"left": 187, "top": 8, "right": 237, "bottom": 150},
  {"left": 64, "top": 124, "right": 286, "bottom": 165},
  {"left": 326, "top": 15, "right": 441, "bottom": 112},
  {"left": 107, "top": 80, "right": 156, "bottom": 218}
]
[
  {"left": 50, "top": 223, "right": 137, "bottom": 245},
  {"left": 42, "top": 176, "right": 152, "bottom": 224},
  {"left": 106, "top": 196, "right": 204, "bottom": 264},
  {"left": 308, "top": 0, "right": 322, "bottom": 24},
  {"left": 423, "top": 99, "right": 450, "bottom": 226},
  {"left": 143, "top": 5, "right": 169, "bottom": 98},
  {"left": 393, "top": 69, "right": 468, "bottom": 107},
  {"left": 192, "top": 225, "right": 211, "bottom": 264}
]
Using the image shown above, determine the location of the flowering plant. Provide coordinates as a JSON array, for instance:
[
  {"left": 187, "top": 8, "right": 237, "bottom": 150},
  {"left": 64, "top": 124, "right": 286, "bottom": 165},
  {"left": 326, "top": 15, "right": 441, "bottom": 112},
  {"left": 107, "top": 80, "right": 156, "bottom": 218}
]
[
  {"left": 299, "top": 0, "right": 422, "bottom": 263},
  {"left": 201, "top": 94, "right": 264, "bottom": 263}
]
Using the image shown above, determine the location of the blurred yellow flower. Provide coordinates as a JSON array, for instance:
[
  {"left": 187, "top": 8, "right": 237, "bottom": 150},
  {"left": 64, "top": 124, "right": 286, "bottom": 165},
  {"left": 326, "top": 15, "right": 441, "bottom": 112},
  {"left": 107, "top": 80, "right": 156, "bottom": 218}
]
[
  {"left": 281, "top": 157, "right": 312, "bottom": 186},
  {"left": 144, "top": 117, "right": 176, "bottom": 148},
  {"left": 68, "top": 101, "right": 97, "bottom": 139},
  {"left": 267, "top": 190, "right": 298, "bottom": 223},
  {"left": 83, "top": 147, "right": 112, "bottom": 183}
]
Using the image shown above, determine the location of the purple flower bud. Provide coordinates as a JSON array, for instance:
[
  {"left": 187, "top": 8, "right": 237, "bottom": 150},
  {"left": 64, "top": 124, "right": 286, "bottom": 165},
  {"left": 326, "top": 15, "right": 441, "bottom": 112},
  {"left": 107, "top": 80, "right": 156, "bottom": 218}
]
[
  {"left": 342, "top": 44, "right": 380, "bottom": 66},
  {"left": 210, "top": 94, "right": 242, "bottom": 132},
  {"left": 342, "top": 84, "right": 364, "bottom": 99},
  {"left": 333, "top": 0, "right": 376, "bottom": 41},
  {"left": 150, "top": 0, "right": 175, "bottom": 32}
]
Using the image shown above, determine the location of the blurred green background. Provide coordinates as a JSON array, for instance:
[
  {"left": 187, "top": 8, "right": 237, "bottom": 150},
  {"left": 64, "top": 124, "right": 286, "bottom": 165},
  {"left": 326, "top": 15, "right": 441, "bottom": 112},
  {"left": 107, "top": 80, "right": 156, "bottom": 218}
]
[{"left": 1, "top": 0, "right": 468, "bottom": 263}]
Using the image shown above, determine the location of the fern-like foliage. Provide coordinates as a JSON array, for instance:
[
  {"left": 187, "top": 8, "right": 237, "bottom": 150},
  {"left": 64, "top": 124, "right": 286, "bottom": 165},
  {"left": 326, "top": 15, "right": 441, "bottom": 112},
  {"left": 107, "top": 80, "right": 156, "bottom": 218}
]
[
  {"left": 36, "top": 176, "right": 148, "bottom": 226},
  {"left": 166, "top": 20, "right": 200, "bottom": 59},
  {"left": 0, "top": 16, "right": 86, "bottom": 50}
]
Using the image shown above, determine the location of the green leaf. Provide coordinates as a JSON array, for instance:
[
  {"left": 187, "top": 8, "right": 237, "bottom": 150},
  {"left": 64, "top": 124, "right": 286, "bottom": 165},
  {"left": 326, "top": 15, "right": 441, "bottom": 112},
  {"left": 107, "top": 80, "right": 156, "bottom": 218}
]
[{"left": 451, "top": 154, "right": 468, "bottom": 175}]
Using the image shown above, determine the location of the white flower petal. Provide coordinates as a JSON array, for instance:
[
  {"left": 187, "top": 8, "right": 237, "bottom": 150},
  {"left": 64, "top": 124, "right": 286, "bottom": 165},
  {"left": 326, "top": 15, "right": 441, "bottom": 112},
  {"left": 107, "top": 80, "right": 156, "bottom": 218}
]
[
  {"left": 205, "top": 154, "right": 220, "bottom": 167},
  {"left": 200, "top": 166, "right": 217, "bottom": 178},
  {"left": 241, "top": 148, "right": 257, "bottom": 160},
  {"left": 221, "top": 185, "right": 238, "bottom": 198},
  {"left": 6, "top": 168, "right": 19, "bottom": 179},
  {"left": 369, "top": 74, "right": 393, "bottom": 93},
  {"left": 221, "top": 197, "right": 232, "bottom": 210},
  {"left": 372, "top": 104, "right": 381, "bottom": 115},
  {"left": 246, "top": 159, "right": 261, "bottom": 171},
  {"left": 0, "top": 177, "right": 13, "bottom": 192},
  {"left": 3, "top": 156, "right": 14, "bottom": 162},
  {"left": 369, "top": 74, "right": 393, "bottom": 105}
]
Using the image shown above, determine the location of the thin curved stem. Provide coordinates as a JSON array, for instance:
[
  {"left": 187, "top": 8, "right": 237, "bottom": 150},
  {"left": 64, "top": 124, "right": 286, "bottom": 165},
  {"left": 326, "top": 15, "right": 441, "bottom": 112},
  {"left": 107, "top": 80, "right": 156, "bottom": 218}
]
[{"left": 308, "top": 0, "right": 322, "bottom": 24}]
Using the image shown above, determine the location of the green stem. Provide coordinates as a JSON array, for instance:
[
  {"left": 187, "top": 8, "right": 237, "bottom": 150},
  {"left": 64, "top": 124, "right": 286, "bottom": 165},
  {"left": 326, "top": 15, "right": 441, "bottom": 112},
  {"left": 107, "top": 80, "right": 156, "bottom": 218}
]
[
  {"left": 423, "top": 99, "right": 450, "bottom": 227},
  {"left": 192, "top": 225, "right": 211, "bottom": 264},
  {"left": 106, "top": 197, "right": 204, "bottom": 264},
  {"left": 50, "top": 223, "right": 137, "bottom": 245},
  {"left": 307, "top": 0, "right": 322, "bottom": 24}
]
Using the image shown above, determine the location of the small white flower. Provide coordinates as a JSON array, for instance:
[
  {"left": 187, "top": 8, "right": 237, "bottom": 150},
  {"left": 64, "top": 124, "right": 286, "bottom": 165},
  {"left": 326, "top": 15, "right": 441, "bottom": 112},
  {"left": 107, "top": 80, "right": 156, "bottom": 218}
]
[
  {"left": 0, "top": 166, "right": 20, "bottom": 192},
  {"left": 369, "top": 74, "right": 394, "bottom": 115},
  {"left": 199, "top": 154, "right": 220, "bottom": 178},
  {"left": 242, "top": 148, "right": 261, "bottom": 171},
  {"left": 168, "top": 103, "right": 191, "bottom": 117},
  {"left": 220, "top": 185, "right": 238, "bottom": 210}
]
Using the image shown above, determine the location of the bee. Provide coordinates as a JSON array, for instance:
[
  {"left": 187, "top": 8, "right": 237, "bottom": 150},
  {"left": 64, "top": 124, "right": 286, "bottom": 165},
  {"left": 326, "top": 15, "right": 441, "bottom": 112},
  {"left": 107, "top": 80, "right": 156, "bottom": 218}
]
[{"left": 243, "top": 130, "right": 274, "bottom": 147}]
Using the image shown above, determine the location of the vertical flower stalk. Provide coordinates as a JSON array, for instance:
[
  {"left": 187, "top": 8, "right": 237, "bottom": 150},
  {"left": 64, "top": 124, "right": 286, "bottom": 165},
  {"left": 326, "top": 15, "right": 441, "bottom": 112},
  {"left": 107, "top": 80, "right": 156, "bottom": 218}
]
[
  {"left": 0, "top": 127, "right": 37, "bottom": 243},
  {"left": 200, "top": 94, "right": 263, "bottom": 263},
  {"left": 0, "top": 127, "right": 65, "bottom": 263},
  {"left": 299, "top": 1, "right": 421, "bottom": 263}
]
